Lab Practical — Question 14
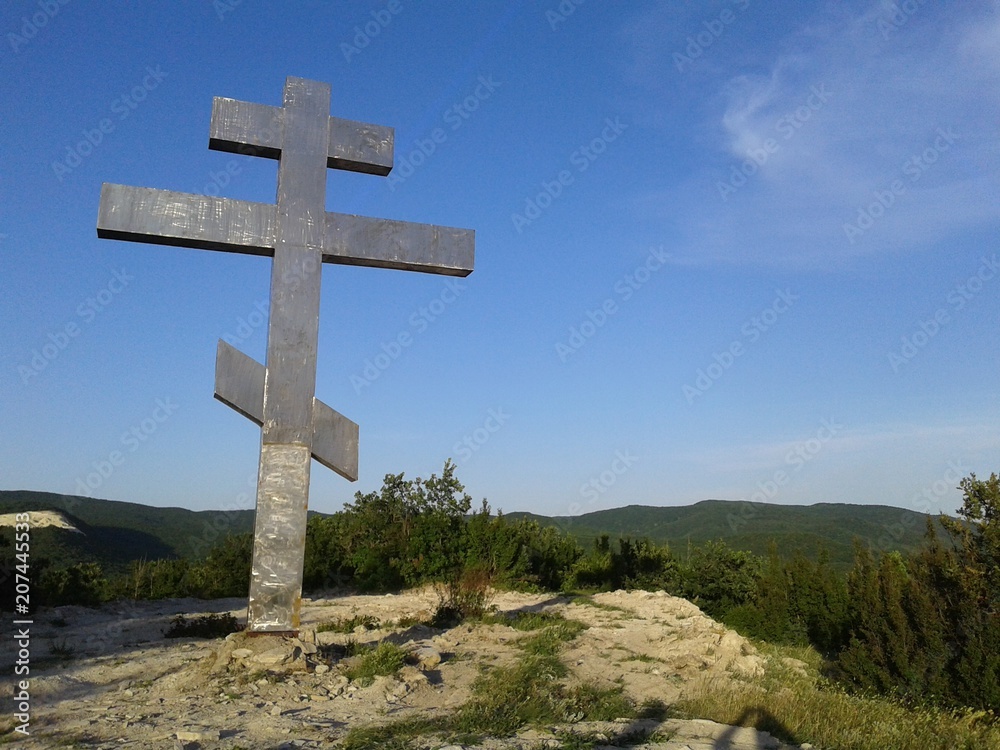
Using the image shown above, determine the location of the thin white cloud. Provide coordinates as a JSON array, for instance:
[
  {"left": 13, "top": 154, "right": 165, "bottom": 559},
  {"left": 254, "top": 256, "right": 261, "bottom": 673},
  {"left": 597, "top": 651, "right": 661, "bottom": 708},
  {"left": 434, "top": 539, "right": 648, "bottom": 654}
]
[
  {"left": 621, "top": 2, "right": 1000, "bottom": 268},
  {"left": 679, "top": 420, "right": 1000, "bottom": 475}
]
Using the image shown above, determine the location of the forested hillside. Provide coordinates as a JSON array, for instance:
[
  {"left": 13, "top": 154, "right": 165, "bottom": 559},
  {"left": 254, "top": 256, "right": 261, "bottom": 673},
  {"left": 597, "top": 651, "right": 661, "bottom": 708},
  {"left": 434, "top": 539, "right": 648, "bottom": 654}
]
[
  {"left": 0, "top": 490, "right": 256, "bottom": 566},
  {"left": 513, "top": 499, "right": 931, "bottom": 570},
  {"left": 0, "top": 490, "right": 930, "bottom": 573}
]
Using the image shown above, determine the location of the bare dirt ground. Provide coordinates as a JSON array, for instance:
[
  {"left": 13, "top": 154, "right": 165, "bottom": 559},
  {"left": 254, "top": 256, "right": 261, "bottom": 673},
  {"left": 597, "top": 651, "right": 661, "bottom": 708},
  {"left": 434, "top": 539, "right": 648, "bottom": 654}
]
[{"left": 2, "top": 589, "right": 818, "bottom": 749}]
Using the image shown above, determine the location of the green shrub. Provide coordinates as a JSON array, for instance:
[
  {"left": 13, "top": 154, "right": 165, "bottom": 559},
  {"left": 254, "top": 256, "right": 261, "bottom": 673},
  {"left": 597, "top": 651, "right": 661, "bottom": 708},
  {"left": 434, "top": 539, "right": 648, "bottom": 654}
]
[
  {"left": 39, "top": 562, "right": 107, "bottom": 606},
  {"left": 563, "top": 681, "right": 633, "bottom": 722},
  {"left": 835, "top": 474, "right": 1000, "bottom": 711},
  {"left": 456, "top": 658, "right": 564, "bottom": 735},
  {"left": 164, "top": 612, "right": 243, "bottom": 639},
  {"left": 516, "top": 618, "right": 588, "bottom": 659},
  {"left": 680, "top": 540, "right": 763, "bottom": 618},
  {"left": 344, "top": 641, "right": 408, "bottom": 686},
  {"left": 318, "top": 614, "right": 380, "bottom": 633},
  {"left": 500, "top": 610, "right": 567, "bottom": 631},
  {"left": 431, "top": 565, "right": 495, "bottom": 627}
]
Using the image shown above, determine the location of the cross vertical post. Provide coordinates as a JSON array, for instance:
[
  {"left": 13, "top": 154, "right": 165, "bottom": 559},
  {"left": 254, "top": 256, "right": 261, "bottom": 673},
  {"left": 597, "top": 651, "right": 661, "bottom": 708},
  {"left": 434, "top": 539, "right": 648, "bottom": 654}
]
[
  {"left": 250, "top": 79, "right": 328, "bottom": 632},
  {"left": 97, "top": 76, "right": 475, "bottom": 633}
]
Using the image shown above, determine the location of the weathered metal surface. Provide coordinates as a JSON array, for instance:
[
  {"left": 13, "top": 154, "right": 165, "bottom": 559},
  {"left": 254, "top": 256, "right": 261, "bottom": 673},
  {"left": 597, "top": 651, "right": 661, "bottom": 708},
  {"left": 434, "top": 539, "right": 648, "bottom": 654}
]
[
  {"left": 310, "top": 397, "right": 359, "bottom": 481},
  {"left": 96, "top": 75, "right": 475, "bottom": 633},
  {"left": 327, "top": 117, "right": 394, "bottom": 175},
  {"left": 214, "top": 340, "right": 359, "bottom": 481},
  {"left": 97, "top": 184, "right": 274, "bottom": 254},
  {"left": 209, "top": 96, "right": 393, "bottom": 175},
  {"left": 209, "top": 98, "right": 284, "bottom": 160},
  {"left": 265, "top": 77, "right": 326, "bottom": 448},
  {"left": 324, "top": 213, "right": 474, "bottom": 276},
  {"left": 214, "top": 340, "right": 265, "bottom": 424},
  {"left": 248, "top": 443, "right": 310, "bottom": 632}
]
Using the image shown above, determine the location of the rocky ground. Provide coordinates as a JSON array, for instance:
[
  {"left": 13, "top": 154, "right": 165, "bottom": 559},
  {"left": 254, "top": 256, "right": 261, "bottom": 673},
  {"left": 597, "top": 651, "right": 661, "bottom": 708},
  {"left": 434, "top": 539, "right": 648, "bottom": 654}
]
[{"left": 1, "top": 588, "right": 819, "bottom": 749}]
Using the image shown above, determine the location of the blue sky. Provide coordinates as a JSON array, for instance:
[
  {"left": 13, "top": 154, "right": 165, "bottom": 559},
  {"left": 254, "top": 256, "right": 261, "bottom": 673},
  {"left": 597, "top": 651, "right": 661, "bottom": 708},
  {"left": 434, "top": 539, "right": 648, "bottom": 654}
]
[{"left": 1, "top": 0, "right": 998, "bottom": 521}]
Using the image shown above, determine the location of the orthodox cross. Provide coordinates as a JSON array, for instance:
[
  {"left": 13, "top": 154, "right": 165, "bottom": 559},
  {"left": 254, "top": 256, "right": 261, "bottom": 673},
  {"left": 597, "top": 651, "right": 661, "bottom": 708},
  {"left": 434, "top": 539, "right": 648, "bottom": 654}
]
[{"left": 97, "top": 76, "right": 474, "bottom": 632}]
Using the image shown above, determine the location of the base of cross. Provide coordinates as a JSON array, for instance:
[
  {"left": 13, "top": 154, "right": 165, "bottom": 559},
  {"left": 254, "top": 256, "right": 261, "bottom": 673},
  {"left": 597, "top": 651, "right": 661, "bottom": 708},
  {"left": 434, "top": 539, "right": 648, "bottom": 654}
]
[{"left": 209, "top": 629, "right": 321, "bottom": 676}]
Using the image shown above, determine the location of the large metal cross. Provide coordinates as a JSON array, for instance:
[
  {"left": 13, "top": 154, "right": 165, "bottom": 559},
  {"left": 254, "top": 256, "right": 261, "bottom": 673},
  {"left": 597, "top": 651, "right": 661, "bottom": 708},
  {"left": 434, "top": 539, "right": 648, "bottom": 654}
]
[{"left": 97, "top": 76, "right": 474, "bottom": 632}]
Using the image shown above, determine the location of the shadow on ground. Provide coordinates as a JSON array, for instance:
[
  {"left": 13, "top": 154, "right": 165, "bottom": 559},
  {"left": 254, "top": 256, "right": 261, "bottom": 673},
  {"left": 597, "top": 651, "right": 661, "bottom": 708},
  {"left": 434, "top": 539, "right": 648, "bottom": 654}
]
[{"left": 716, "top": 706, "right": 802, "bottom": 748}]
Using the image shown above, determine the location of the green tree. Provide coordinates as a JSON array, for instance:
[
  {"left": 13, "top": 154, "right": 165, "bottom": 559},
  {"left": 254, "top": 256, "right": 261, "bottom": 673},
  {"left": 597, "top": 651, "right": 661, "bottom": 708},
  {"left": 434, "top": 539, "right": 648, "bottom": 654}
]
[
  {"left": 337, "top": 460, "right": 472, "bottom": 591},
  {"left": 937, "top": 472, "right": 1000, "bottom": 708},
  {"left": 681, "top": 540, "right": 763, "bottom": 619},
  {"left": 303, "top": 514, "right": 351, "bottom": 590},
  {"left": 463, "top": 502, "right": 533, "bottom": 587},
  {"left": 616, "top": 537, "right": 680, "bottom": 592},
  {"left": 525, "top": 523, "right": 581, "bottom": 591},
  {"left": 725, "top": 541, "right": 794, "bottom": 644},
  {"left": 786, "top": 546, "right": 850, "bottom": 654},
  {"left": 39, "top": 562, "right": 107, "bottom": 606},
  {"left": 836, "top": 473, "right": 1000, "bottom": 710},
  {"left": 565, "top": 535, "right": 614, "bottom": 591},
  {"left": 198, "top": 532, "right": 252, "bottom": 597},
  {"left": 940, "top": 472, "right": 1000, "bottom": 614},
  {"left": 837, "top": 546, "right": 950, "bottom": 699}
]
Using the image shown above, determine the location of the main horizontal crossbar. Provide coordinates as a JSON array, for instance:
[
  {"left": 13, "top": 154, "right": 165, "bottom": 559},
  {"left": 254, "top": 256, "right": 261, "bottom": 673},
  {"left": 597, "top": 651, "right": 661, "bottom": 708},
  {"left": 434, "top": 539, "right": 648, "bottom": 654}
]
[
  {"left": 97, "top": 184, "right": 474, "bottom": 276},
  {"left": 97, "top": 184, "right": 274, "bottom": 254}
]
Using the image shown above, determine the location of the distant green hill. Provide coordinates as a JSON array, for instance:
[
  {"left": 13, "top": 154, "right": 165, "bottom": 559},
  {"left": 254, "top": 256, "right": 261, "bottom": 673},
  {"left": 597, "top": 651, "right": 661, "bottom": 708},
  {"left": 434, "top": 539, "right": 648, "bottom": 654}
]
[
  {"left": 0, "top": 490, "right": 256, "bottom": 572},
  {"left": 509, "top": 499, "right": 938, "bottom": 571},
  {"left": 1, "top": 491, "right": 940, "bottom": 575}
]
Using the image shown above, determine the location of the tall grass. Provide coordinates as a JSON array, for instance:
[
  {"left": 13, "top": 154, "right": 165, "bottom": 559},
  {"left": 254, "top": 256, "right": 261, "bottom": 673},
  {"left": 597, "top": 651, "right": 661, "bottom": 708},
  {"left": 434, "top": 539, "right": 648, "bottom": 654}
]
[{"left": 676, "top": 642, "right": 1000, "bottom": 750}]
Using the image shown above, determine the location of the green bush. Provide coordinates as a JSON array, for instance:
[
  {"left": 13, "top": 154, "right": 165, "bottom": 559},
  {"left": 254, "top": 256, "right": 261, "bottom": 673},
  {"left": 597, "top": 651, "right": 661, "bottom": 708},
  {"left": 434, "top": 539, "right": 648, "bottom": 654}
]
[
  {"left": 721, "top": 544, "right": 848, "bottom": 655},
  {"left": 680, "top": 540, "right": 763, "bottom": 618},
  {"left": 431, "top": 565, "right": 495, "bottom": 628},
  {"left": 317, "top": 614, "right": 380, "bottom": 634},
  {"left": 835, "top": 473, "right": 1000, "bottom": 712},
  {"left": 39, "top": 562, "right": 107, "bottom": 606},
  {"left": 344, "top": 641, "right": 408, "bottom": 686},
  {"left": 164, "top": 612, "right": 243, "bottom": 639}
]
